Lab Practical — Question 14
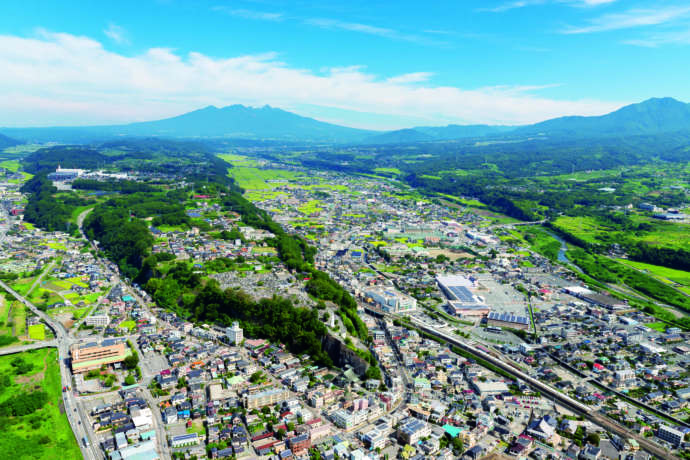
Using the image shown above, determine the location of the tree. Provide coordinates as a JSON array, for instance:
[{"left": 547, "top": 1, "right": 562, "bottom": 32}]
[
  {"left": 124, "top": 375, "right": 136, "bottom": 385},
  {"left": 586, "top": 432, "right": 600, "bottom": 446},
  {"left": 249, "top": 371, "right": 264, "bottom": 384},
  {"left": 10, "top": 356, "right": 33, "bottom": 375},
  {"left": 124, "top": 353, "right": 139, "bottom": 369},
  {"left": 276, "top": 428, "right": 286, "bottom": 440},
  {"left": 451, "top": 436, "right": 464, "bottom": 454}
]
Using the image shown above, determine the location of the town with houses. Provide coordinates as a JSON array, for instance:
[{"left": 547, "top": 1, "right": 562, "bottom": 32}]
[{"left": 1, "top": 158, "right": 689, "bottom": 460}]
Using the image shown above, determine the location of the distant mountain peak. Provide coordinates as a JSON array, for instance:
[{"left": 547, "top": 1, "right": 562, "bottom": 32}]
[{"left": 517, "top": 96, "right": 690, "bottom": 138}]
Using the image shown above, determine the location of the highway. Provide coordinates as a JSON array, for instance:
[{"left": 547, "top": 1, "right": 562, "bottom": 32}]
[{"left": 0, "top": 340, "right": 57, "bottom": 356}]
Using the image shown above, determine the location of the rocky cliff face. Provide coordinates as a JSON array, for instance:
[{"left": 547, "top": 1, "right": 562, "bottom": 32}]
[{"left": 321, "top": 334, "right": 369, "bottom": 377}]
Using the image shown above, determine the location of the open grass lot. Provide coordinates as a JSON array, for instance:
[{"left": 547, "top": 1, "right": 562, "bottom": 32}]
[
  {"left": 12, "top": 302, "right": 26, "bottom": 337},
  {"left": 119, "top": 320, "right": 136, "bottom": 332},
  {"left": 0, "top": 348, "right": 81, "bottom": 460},
  {"left": 616, "top": 259, "right": 690, "bottom": 287},
  {"left": 0, "top": 298, "right": 28, "bottom": 339},
  {"left": 27, "top": 324, "right": 45, "bottom": 340},
  {"left": 645, "top": 322, "right": 668, "bottom": 332},
  {"left": 46, "top": 242, "right": 68, "bottom": 251},
  {"left": 10, "top": 278, "right": 36, "bottom": 296}
]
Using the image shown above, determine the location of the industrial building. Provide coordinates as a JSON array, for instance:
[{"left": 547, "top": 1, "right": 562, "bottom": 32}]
[
  {"left": 563, "top": 286, "right": 628, "bottom": 311},
  {"left": 47, "top": 165, "right": 85, "bottom": 182}
]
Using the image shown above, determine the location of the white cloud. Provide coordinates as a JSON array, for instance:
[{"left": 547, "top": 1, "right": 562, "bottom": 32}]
[
  {"left": 0, "top": 30, "right": 623, "bottom": 128},
  {"left": 623, "top": 28, "right": 690, "bottom": 46},
  {"left": 212, "top": 6, "right": 283, "bottom": 22},
  {"left": 385, "top": 72, "right": 434, "bottom": 85},
  {"left": 580, "top": 0, "right": 616, "bottom": 5},
  {"left": 482, "top": 0, "right": 616, "bottom": 13},
  {"left": 562, "top": 6, "right": 690, "bottom": 34},
  {"left": 103, "top": 23, "right": 129, "bottom": 44},
  {"left": 303, "top": 18, "right": 443, "bottom": 45}
]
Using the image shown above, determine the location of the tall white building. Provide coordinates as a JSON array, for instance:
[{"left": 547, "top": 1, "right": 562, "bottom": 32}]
[
  {"left": 227, "top": 321, "right": 243, "bottom": 345},
  {"left": 85, "top": 314, "right": 110, "bottom": 327}
]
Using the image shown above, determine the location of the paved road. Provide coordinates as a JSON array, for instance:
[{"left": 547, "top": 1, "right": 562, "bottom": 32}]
[
  {"left": 26, "top": 259, "right": 57, "bottom": 296},
  {"left": 0, "top": 340, "right": 57, "bottom": 355},
  {"left": 76, "top": 208, "right": 94, "bottom": 239}
]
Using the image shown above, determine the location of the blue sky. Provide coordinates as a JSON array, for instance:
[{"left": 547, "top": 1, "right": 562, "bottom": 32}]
[{"left": 1, "top": 0, "right": 689, "bottom": 129}]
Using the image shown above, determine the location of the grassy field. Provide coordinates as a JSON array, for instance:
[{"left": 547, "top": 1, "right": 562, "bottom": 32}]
[
  {"left": 373, "top": 167, "right": 402, "bottom": 175},
  {"left": 12, "top": 302, "right": 26, "bottom": 337},
  {"left": 217, "top": 153, "right": 261, "bottom": 167},
  {"left": 10, "top": 278, "right": 36, "bottom": 296},
  {"left": 0, "top": 348, "right": 81, "bottom": 460},
  {"left": 0, "top": 159, "right": 21, "bottom": 172},
  {"left": 227, "top": 166, "right": 305, "bottom": 190},
  {"left": 519, "top": 226, "right": 562, "bottom": 261},
  {"left": 551, "top": 216, "right": 607, "bottom": 245},
  {"left": 28, "top": 324, "right": 45, "bottom": 340},
  {"left": 119, "top": 320, "right": 136, "bottom": 332},
  {"left": 636, "top": 222, "right": 690, "bottom": 251},
  {"left": 645, "top": 322, "right": 668, "bottom": 332},
  {"left": 616, "top": 259, "right": 690, "bottom": 288},
  {"left": 0, "top": 298, "right": 28, "bottom": 339},
  {"left": 552, "top": 215, "right": 690, "bottom": 252}
]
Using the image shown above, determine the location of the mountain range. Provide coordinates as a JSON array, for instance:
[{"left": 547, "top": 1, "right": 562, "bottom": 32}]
[{"left": 1, "top": 97, "right": 689, "bottom": 145}]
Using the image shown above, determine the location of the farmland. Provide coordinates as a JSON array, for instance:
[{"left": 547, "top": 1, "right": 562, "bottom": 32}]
[
  {"left": 616, "top": 259, "right": 690, "bottom": 294},
  {"left": 227, "top": 165, "right": 306, "bottom": 190},
  {"left": 0, "top": 348, "right": 81, "bottom": 460},
  {"left": 0, "top": 296, "right": 27, "bottom": 341}
]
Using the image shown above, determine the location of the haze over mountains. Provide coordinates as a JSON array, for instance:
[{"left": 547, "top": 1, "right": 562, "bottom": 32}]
[{"left": 1, "top": 97, "right": 689, "bottom": 145}]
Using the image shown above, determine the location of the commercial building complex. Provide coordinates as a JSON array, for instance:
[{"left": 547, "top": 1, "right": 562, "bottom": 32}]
[
  {"left": 436, "top": 275, "right": 489, "bottom": 318},
  {"left": 364, "top": 288, "right": 417, "bottom": 313},
  {"left": 70, "top": 339, "right": 128, "bottom": 373}
]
